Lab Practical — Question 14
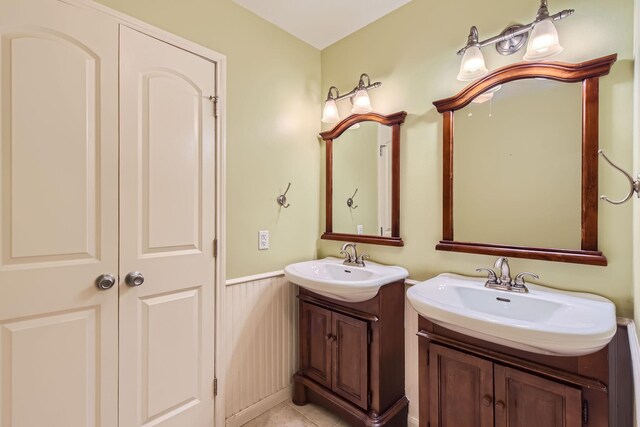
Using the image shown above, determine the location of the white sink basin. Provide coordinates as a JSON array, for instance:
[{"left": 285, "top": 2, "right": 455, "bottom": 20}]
[
  {"left": 406, "top": 273, "right": 617, "bottom": 356},
  {"left": 285, "top": 257, "right": 408, "bottom": 302}
]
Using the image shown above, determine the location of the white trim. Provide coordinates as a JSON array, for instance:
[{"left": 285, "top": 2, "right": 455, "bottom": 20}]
[
  {"left": 54, "top": 1, "right": 228, "bottom": 425},
  {"left": 408, "top": 415, "right": 419, "bottom": 427},
  {"left": 59, "top": 0, "right": 226, "bottom": 63},
  {"left": 224, "top": 386, "right": 292, "bottom": 427},
  {"left": 226, "top": 270, "right": 285, "bottom": 286},
  {"left": 405, "top": 278, "right": 420, "bottom": 286},
  {"left": 626, "top": 321, "right": 640, "bottom": 427}
]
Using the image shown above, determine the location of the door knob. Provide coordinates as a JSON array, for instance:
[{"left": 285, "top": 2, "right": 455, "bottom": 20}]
[
  {"left": 95, "top": 274, "right": 116, "bottom": 290},
  {"left": 125, "top": 271, "right": 145, "bottom": 287}
]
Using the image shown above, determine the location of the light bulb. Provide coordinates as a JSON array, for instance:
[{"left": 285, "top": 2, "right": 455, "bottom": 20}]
[
  {"left": 321, "top": 99, "right": 340, "bottom": 124},
  {"left": 457, "top": 46, "right": 488, "bottom": 81},
  {"left": 523, "top": 18, "right": 563, "bottom": 61},
  {"left": 351, "top": 89, "right": 373, "bottom": 114}
]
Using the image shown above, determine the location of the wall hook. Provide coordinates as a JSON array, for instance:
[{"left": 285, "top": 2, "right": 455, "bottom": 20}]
[
  {"left": 347, "top": 188, "right": 359, "bottom": 209},
  {"left": 598, "top": 149, "right": 640, "bottom": 205},
  {"left": 277, "top": 183, "right": 291, "bottom": 208}
]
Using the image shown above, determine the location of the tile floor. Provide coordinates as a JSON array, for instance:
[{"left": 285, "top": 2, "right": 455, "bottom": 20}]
[{"left": 242, "top": 399, "right": 349, "bottom": 427}]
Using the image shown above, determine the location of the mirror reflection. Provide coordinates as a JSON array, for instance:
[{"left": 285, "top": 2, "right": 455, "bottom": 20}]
[
  {"left": 453, "top": 79, "right": 583, "bottom": 249},
  {"left": 332, "top": 121, "right": 392, "bottom": 237}
]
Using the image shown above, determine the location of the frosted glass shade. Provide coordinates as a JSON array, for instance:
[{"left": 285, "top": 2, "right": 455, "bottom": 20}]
[
  {"left": 351, "top": 89, "right": 373, "bottom": 114},
  {"left": 457, "top": 46, "right": 488, "bottom": 81},
  {"left": 472, "top": 92, "right": 494, "bottom": 104},
  {"left": 523, "top": 19, "right": 563, "bottom": 61},
  {"left": 321, "top": 99, "right": 340, "bottom": 123}
]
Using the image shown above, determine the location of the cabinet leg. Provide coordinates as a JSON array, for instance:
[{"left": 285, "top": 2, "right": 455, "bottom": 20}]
[{"left": 292, "top": 378, "right": 308, "bottom": 406}]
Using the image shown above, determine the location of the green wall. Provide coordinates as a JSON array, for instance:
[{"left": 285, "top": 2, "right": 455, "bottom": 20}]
[
  {"left": 94, "top": 0, "right": 322, "bottom": 279},
  {"left": 319, "top": 0, "right": 636, "bottom": 316}
]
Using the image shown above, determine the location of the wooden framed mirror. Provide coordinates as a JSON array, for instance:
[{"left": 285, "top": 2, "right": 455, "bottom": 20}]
[
  {"left": 433, "top": 54, "right": 617, "bottom": 266},
  {"left": 321, "top": 111, "right": 407, "bottom": 246}
]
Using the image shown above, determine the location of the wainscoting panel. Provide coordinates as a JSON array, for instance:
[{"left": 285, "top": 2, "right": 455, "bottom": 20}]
[
  {"left": 405, "top": 289, "right": 420, "bottom": 427},
  {"left": 224, "top": 275, "right": 298, "bottom": 423}
]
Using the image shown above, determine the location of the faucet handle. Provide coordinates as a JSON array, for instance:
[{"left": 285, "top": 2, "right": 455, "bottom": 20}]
[
  {"left": 514, "top": 272, "right": 539, "bottom": 287},
  {"left": 357, "top": 253, "right": 369, "bottom": 266},
  {"left": 476, "top": 268, "right": 499, "bottom": 284},
  {"left": 339, "top": 249, "right": 353, "bottom": 262}
]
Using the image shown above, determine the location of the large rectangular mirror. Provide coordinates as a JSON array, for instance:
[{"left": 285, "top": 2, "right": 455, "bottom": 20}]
[
  {"left": 433, "top": 55, "right": 617, "bottom": 265},
  {"left": 321, "top": 112, "right": 407, "bottom": 246}
]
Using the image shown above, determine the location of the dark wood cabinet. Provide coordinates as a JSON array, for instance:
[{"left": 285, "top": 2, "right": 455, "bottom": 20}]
[
  {"left": 429, "top": 344, "right": 494, "bottom": 427},
  {"left": 494, "top": 365, "right": 581, "bottom": 427},
  {"left": 294, "top": 281, "right": 408, "bottom": 427},
  {"left": 418, "top": 316, "right": 632, "bottom": 427},
  {"left": 300, "top": 303, "right": 332, "bottom": 388},
  {"left": 332, "top": 311, "right": 369, "bottom": 409}
]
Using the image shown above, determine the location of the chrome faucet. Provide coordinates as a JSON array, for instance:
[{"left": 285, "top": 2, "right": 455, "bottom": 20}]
[
  {"left": 340, "top": 243, "right": 369, "bottom": 267},
  {"left": 476, "top": 257, "right": 539, "bottom": 293},
  {"left": 494, "top": 257, "right": 512, "bottom": 286}
]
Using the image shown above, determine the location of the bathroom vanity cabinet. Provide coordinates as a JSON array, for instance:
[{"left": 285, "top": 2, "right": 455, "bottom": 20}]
[
  {"left": 293, "top": 281, "right": 408, "bottom": 427},
  {"left": 417, "top": 316, "right": 632, "bottom": 427}
]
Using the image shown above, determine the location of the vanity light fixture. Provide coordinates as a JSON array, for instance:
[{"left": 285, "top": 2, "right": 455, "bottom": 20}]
[
  {"left": 321, "top": 73, "right": 382, "bottom": 124},
  {"left": 456, "top": 0, "right": 574, "bottom": 81}
]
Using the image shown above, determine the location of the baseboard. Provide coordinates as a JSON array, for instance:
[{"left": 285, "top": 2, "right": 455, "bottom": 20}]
[
  {"left": 408, "top": 415, "right": 419, "bottom": 427},
  {"left": 225, "top": 385, "right": 292, "bottom": 427}
]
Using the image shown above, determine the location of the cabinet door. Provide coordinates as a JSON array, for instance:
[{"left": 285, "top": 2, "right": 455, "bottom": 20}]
[
  {"left": 300, "top": 302, "right": 333, "bottom": 388},
  {"left": 332, "top": 312, "right": 369, "bottom": 410},
  {"left": 429, "top": 344, "right": 494, "bottom": 427},
  {"left": 494, "top": 365, "right": 582, "bottom": 427}
]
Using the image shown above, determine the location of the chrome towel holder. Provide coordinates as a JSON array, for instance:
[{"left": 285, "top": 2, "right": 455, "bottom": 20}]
[
  {"left": 598, "top": 149, "right": 640, "bottom": 205},
  {"left": 277, "top": 182, "right": 291, "bottom": 208}
]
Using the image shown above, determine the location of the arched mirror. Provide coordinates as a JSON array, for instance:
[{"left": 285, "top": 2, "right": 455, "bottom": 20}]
[
  {"left": 433, "top": 54, "right": 617, "bottom": 265},
  {"left": 320, "top": 112, "right": 407, "bottom": 246}
]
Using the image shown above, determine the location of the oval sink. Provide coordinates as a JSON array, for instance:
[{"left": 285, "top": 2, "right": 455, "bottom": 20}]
[
  {"left": 285, "top": 257, "right": 409, "bottom": 302},
  {"left": 406, "top": 273, "right": 617, "bottom": 356}
]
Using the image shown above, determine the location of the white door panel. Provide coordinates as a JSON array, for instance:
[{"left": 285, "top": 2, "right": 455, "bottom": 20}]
[
  {"left": 0, "top": 1, "right": 119, "bottom": 426},
  {"left": 119, "top": 26, "right": 216, "bottom": 427}
]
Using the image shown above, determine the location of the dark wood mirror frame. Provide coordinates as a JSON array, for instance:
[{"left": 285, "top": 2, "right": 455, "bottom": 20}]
[
  {"left": 433, "top": 54, "right": 617, "bottom": 266},
  {"left": 320, "top": 111, "right": 407, "bottom": 246}
]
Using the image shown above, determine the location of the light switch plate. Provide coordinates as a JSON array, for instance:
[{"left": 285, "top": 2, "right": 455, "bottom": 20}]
[
  {"left": 258, "top": 230, "right": 269, "bottom": 250},
  {"left": 357, "top": 224, "right": 364, "bottom": 235}
]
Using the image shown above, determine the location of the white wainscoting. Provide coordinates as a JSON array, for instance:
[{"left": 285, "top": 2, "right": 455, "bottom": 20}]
[
  {"left": 405, "top": 289, "right": 420, "bottom": 427},
  {"left": 224, "top": 273, "right": 298, "bottom": 426}
]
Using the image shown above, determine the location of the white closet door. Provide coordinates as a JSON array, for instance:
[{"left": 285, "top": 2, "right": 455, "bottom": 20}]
[
  {"left": 119, "top": 26, "right": 216, "bottom": 427},
  {"left": 0, "top": 1, "right": 119, "bottom": 426}
]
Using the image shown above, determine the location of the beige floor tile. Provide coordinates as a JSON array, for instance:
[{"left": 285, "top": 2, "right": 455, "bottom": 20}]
[
  {"left": 287, "top": 401, "right": 342, "bottom": 427},
  {"left": 242, "top": 402, "right": 318, "bottom": 427}
]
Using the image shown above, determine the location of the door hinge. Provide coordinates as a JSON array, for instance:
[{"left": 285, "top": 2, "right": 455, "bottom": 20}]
[
  {"left": 209, "top": 95, "right": 219, "bottom": 118},
  {"left": 213, "top": 377, "right": 218, "bottom": 397},
  {"left": 367, "top": 390, "right": 372, "bottom": 407},
  {"left": 367, "top": 328, "right": 372, "bottom": 344},
  {"left": 213, "top": 238, "right": 218, "bottom": 258},
  {"left": 582, "top": 400, "right": 588, "bottom": 425}
]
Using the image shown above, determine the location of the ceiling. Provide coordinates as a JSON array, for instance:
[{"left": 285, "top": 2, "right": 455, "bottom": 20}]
[{"left": 231, "top": 0, "right": 413, "bottom": 49}]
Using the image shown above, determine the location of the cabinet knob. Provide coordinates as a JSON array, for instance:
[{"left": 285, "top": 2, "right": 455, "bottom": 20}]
[
  {"left": 495, "top": 401, "right": 506, "bottom": 412},
  {"left": 482, "top": 395, "right": 493, "bottom": 407},
  {"left": 325, "top": 334, "right": 335, "bottom": 342}
]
